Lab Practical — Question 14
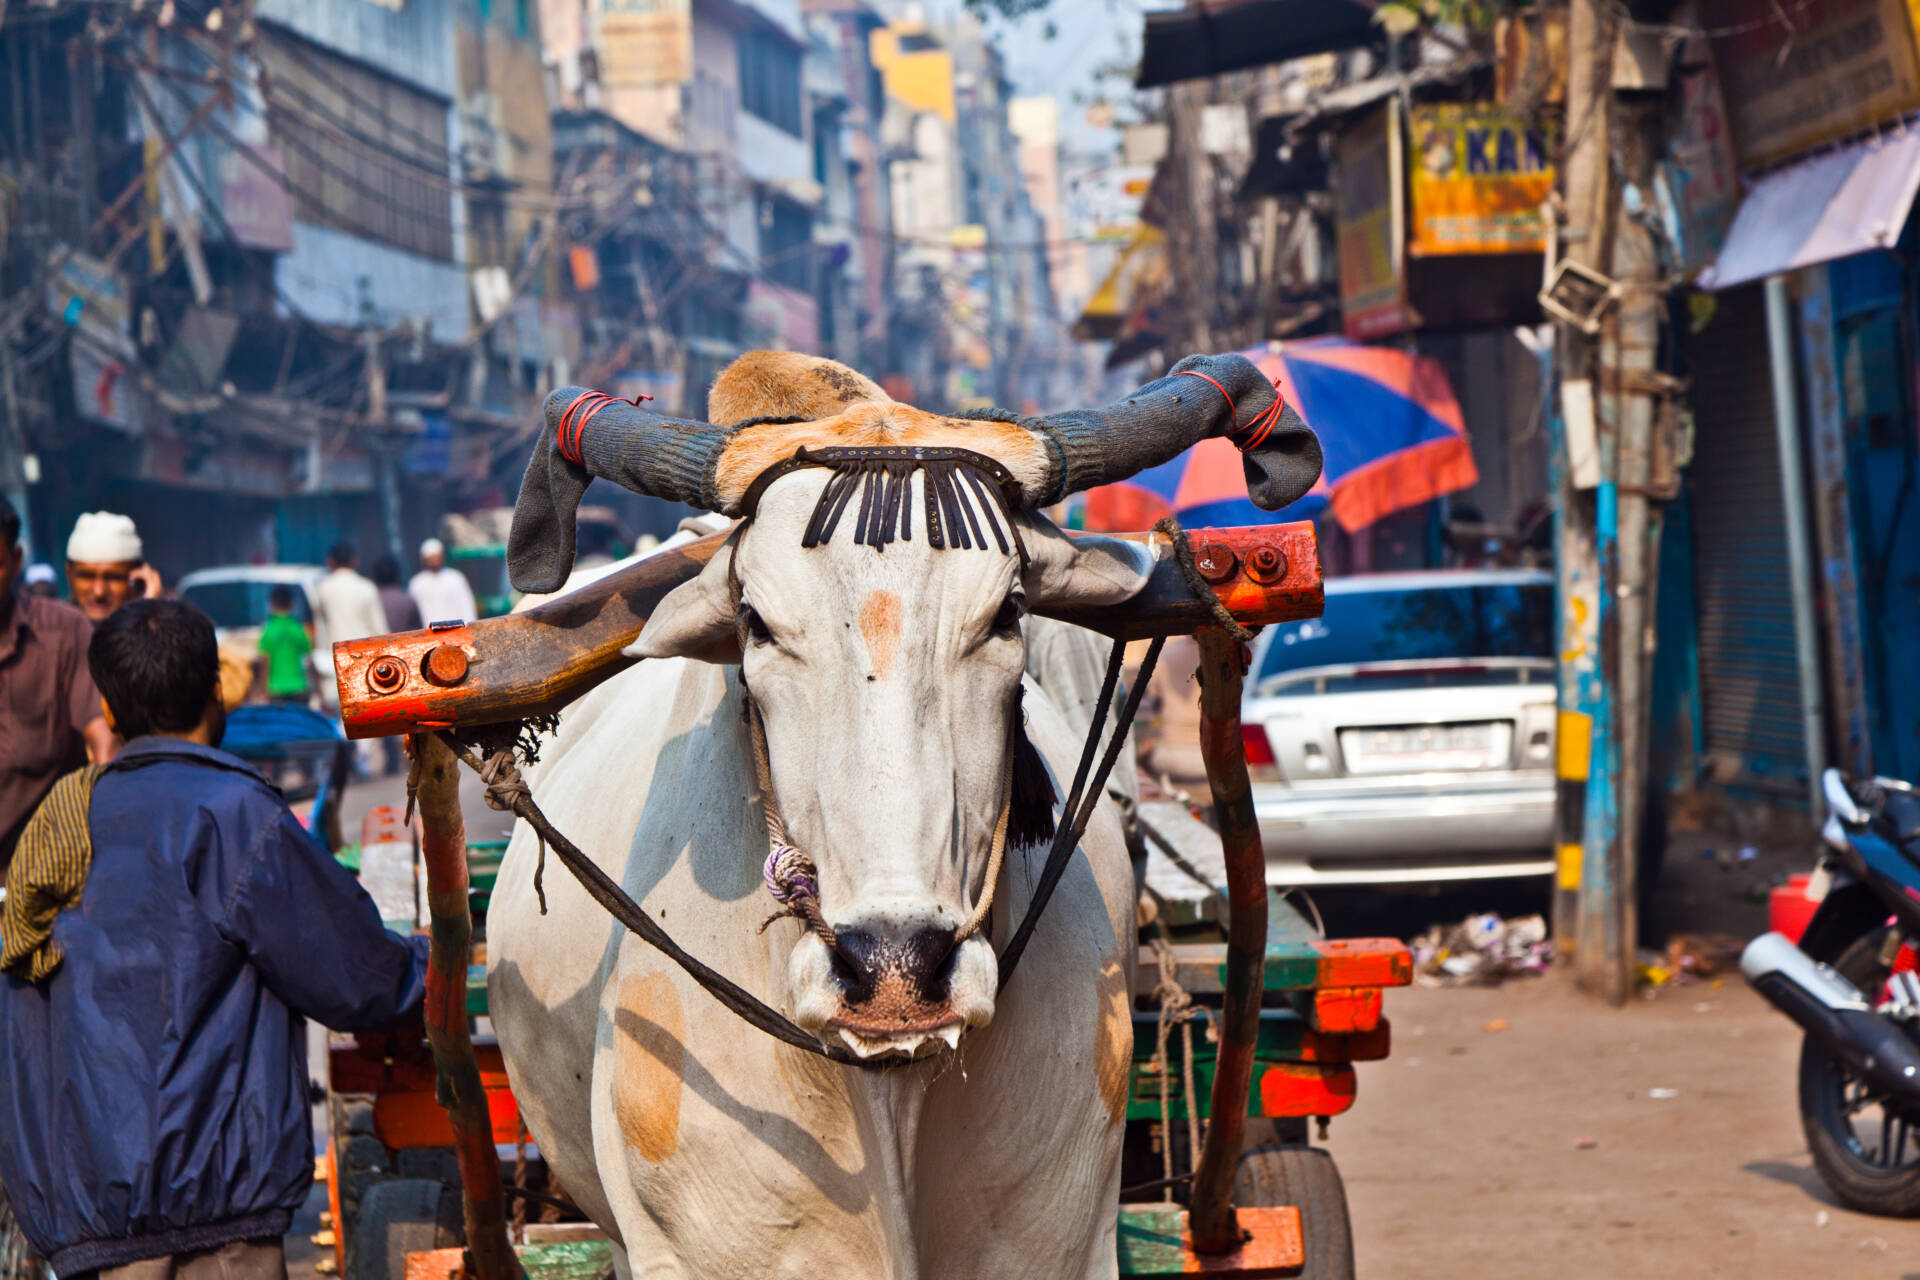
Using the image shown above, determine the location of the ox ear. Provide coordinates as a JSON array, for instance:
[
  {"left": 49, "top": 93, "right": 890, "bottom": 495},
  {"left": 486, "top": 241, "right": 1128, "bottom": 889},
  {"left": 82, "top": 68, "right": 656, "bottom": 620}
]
[
  {"left": 1020, "top": 521, "right": 1159, "bottom": 612},
  {"left": 628, "top": 547, "right": 743, "bottom": 665}
]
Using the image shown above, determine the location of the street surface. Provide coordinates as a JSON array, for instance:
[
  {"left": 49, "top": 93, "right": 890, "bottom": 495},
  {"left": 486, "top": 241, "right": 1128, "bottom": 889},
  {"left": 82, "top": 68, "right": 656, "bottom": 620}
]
[{"left": 1329, "top": 972, "right": 1920, "bottom": 1279}]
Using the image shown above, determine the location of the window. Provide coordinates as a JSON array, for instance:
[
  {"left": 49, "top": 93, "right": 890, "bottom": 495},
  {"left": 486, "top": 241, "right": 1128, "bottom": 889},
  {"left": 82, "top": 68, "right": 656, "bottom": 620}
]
[
  {"left": 738, "top": 29, "right": 802, "bottom": 137},
  {"left": 1257, "top": 577, "right": 1554, "bottom": 688},
  {"left": 759, "top": 198, "right": 813, "bottom": 293},
  {"left": 260, "top": 29, "right": 456, "bottom": 262}
]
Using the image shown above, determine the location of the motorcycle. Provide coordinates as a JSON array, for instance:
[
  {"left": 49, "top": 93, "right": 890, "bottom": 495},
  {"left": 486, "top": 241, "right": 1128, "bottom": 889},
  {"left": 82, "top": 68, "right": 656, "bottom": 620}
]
[{"left": 1743, "top": 768, "right": 1920, "bottom": 1215}]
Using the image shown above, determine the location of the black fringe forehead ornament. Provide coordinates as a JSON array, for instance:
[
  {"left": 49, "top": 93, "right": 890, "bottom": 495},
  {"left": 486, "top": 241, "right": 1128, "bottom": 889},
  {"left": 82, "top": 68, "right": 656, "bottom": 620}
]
[{"left": 737, "top": 444, "right": 1031, "bottom": 572}]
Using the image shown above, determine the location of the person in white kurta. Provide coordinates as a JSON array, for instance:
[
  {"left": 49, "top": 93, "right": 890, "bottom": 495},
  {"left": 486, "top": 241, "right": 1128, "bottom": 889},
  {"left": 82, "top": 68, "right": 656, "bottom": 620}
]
[{"left": 407, "top": 538, "right": 478, "bottom": 625}]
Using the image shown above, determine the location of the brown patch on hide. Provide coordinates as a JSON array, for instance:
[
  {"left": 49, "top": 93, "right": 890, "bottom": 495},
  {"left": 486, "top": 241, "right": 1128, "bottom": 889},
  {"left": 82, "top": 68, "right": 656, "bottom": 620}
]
[
  {"left": 859, "top": 590, "right": 901, "bottom": 679},
  {"left": 712, "top": 401, "right": 1054, "bottom": 513},
  {"left": 614, "top": 972, "right": 686, "bottom": 1163},
  {"left": 708, "top": 351, "right": 890, "bottom": 426},
  {"left": 1093, "top": 957, "right": 1131, "bottom": 1125}
]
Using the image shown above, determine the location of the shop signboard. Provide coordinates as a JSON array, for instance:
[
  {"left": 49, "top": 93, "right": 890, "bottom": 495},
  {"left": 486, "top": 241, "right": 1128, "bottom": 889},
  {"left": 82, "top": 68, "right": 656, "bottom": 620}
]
[
  {"left": 597, "top": 0, "right": 693, "bottom": 88},
  {"left": 1407, "top": 104, "right": 1554, "bottom": 256},
  {"left": 1334, "top": 103, "right": 1413, "bottom": 339},
  {"left": 1659, "top": 36, "right": 1741, "bottom": 272},
  {"left": 1706, "top": 0, "right": 1920, "bottom": 170}
]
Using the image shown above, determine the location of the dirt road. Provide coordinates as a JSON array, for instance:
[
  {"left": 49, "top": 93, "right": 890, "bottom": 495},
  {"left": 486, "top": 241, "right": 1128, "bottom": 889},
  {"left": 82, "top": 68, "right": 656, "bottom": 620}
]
[{"left": 1327, "top": 971, "right": 1920, "bottom": 1278}]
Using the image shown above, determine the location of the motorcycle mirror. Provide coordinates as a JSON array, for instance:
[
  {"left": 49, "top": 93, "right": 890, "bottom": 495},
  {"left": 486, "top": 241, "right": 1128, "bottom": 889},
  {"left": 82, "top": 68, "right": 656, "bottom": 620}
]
[{"left": 1823, "top": 768, "right": 1863, "bottom": 825}]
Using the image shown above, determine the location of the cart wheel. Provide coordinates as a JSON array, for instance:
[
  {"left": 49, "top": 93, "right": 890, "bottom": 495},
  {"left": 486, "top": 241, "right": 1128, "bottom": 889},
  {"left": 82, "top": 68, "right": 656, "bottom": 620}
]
[
  {"left": 345, "top": 1179, "right": 464, "bottom": 1280},
  {"left": 1234, "top": 1146, "right": 1354, "bottom": 1280},
  {"left": 329, "top": 1095, "right": 390, "bottom": 1258}
]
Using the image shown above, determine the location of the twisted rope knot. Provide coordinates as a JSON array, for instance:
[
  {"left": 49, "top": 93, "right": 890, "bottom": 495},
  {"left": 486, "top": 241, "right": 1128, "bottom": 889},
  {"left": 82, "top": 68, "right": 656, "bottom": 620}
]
[
  {"left": 759, "top": 842, "right": 837, "bottom": 946},
  {"left": 478, "top": 751, "right": 531, "bottom": 812},
  {"left": 478, "top": 749, "right": 547, "bottom": 915}
]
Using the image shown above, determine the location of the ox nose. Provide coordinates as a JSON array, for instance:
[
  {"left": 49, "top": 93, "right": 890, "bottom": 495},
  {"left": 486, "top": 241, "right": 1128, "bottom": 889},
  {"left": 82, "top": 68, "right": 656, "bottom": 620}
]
[{"left": 829, "top": 923, "right": 958, "bottom": 1008}]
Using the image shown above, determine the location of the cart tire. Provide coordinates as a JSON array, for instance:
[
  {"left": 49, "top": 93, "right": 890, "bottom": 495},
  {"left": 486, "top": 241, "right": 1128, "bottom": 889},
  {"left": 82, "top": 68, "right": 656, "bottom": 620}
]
[
  {"left": 345, "top": 1179, "right": 464, "bottom": 1280},
  {"left": 1234, "top": 1145, "right": 1355, "bottom": 1280},
  {"left": 329, "top": 1095, "right": 390, "bottom": 1258}
]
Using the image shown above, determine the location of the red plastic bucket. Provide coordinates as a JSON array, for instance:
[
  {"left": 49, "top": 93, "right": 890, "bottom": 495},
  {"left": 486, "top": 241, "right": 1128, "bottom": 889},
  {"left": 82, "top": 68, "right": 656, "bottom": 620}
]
[{"left": 1770, "top": 873, "right": 1818, "bottom": 945}]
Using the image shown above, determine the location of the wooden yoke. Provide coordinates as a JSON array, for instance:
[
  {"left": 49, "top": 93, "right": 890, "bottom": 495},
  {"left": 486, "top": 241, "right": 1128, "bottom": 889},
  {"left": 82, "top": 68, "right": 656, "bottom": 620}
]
[{"left": 334, "top": 522, "right": 1322, "bottom": 739}]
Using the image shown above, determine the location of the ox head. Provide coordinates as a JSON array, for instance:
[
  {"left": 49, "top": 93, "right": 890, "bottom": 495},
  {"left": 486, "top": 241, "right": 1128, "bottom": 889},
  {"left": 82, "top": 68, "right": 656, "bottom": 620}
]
[{"left": 507, "top": 352, "right": 1321, "bottom": 1059}]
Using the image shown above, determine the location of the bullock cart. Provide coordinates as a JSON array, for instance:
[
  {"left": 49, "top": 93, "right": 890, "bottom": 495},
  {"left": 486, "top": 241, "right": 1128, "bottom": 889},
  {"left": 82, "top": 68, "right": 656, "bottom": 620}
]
[{"left": 324, "top": 514, "right": 1407, "bottom": 1280}]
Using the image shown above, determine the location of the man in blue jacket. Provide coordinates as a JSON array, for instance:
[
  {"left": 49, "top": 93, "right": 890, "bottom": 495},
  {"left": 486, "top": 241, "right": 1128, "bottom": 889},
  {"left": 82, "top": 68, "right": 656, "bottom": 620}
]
[{"left": 0, "top": 599, "right": 431, "bottom": 1280}]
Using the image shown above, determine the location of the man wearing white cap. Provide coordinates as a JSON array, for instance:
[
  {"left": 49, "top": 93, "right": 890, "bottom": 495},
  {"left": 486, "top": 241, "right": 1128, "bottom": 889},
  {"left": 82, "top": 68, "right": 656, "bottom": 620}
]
[
  {"left": 407, "top": 538, "right": 477, "bottom": 626},
  {"left": 65, "top": 512, "right": 161, "bottom": 623}
]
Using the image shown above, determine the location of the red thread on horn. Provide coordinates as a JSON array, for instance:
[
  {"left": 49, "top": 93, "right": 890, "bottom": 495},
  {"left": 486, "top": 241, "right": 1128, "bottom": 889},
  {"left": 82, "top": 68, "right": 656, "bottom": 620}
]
[
  {"left": 555, "top": 390, "right": 653, "bottom": 465},
  {"left": 1174, "top": 369, "right": 1286, "bottom": 455}
]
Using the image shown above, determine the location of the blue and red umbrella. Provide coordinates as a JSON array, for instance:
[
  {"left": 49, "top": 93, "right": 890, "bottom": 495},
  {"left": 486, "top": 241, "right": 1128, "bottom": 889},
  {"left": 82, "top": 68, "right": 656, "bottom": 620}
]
[{"left": 1078, "top": 338, "right": 1479, "bottom": 532}]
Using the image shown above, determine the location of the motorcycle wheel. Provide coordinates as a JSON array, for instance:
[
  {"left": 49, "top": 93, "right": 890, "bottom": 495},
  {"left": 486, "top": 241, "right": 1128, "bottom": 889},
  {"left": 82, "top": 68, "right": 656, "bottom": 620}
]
[{"left": 1799, "top": 928, "right": 1920, "bottom": 1216}]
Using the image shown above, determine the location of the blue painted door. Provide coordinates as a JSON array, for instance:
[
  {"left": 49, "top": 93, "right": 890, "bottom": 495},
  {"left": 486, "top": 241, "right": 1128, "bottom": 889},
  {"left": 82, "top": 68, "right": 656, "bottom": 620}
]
[{"left": 1829, "top": 252, "right": 1920, "bottom": 781}]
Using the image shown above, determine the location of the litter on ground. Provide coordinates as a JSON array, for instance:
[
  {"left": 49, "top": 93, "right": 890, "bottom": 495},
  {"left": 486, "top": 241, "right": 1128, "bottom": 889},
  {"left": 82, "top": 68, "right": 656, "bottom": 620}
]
[{"left": 1410, "top": 913, "right": 1552, "bottom": 988}]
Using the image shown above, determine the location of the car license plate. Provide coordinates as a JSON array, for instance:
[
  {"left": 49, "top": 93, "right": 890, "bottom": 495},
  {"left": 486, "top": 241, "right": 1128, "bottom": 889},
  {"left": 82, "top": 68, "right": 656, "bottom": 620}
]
[{"left": 1338, "top": 722, "right": 1509, "bottom": 774}]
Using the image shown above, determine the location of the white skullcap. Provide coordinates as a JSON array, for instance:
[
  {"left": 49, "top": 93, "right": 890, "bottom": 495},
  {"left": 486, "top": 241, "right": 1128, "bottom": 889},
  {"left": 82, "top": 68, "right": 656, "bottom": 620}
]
[
  {"left": 66, "top": 512, "right": 143, "bottom": 564},
  {"left": 420, "top": 537, "right": 446, "bottom": 558},
  {"left": 23, "top": 564, "right": 56, "bottom": 586}
]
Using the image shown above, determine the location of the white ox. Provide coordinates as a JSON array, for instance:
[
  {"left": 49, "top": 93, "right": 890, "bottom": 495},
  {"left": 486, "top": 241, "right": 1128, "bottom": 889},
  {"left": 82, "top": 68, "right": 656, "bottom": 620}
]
[{"left": 485, "top": 352, "right": 1316, "bottom": 1278}]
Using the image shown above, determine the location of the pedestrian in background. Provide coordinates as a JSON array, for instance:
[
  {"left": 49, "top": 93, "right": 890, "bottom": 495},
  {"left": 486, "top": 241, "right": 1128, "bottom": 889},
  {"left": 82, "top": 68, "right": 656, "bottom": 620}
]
[
  {"left": 310, "top": 543, "right": 386, "bottom": 773},
  {"left": 254, "top": 586, "right": 311, "bottom": 708},
  {"left": 0, "top": 599, "right": 429, "bottom": 1280},
  {"left": 407, "top": 537, "right": 476, "bottom": 625},
  {"left": 371, "top": 555, "right": 422, "bottom": 633},
  {"left": 0, "top": 496, "right": 114, "bottom": 879},
  {"left": 63, "top": 514, "right": 161, "bottom": 623},
  {"left": 311, "top": 542, "right": 387, "bottom": 655}
]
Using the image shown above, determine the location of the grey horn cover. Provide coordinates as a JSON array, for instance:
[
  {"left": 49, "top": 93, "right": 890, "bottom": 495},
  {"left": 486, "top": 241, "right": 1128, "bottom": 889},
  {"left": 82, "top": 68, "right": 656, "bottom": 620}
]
[
  {"left": 1030, "top": 353, "right": 1323, "bottom": 511},
  {"left": 508, "top": 386, "right": 727, "bottom": 593}
]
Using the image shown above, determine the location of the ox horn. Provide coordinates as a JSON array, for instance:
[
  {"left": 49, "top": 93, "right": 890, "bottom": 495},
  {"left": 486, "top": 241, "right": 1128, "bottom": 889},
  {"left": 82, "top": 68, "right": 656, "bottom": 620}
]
[
  {"left": 508, "top": 387, "right": 729, "bottom": 594},
  {"left": 1028, "top": 353, "right": 1323, "bottom": 512}
]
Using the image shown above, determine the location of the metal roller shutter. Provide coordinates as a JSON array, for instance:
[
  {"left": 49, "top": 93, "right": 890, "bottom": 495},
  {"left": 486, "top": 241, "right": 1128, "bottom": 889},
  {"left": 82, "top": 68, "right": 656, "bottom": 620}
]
[{"left": 1686, "top": 284, "right": 1809, "bottom": 801}]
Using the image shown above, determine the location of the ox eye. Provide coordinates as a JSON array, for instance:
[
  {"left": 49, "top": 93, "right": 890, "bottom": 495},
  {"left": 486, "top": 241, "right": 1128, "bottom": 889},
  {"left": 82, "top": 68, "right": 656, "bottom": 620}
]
[
  {"left": 991, "top": 595, "right": 1024, "bottom": 637},
  {"left": 740, "top": 606, "right": 774, "bottom": 647}
]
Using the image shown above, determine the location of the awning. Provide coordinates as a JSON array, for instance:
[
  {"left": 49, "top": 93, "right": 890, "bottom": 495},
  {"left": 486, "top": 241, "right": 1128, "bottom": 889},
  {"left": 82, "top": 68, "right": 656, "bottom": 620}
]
[
  {"left": 1704, "top": 129, "right": 1920, "bottom": 290},
  {"left": 1136, "top": 0, "right": 1376, "bottom": 89}
]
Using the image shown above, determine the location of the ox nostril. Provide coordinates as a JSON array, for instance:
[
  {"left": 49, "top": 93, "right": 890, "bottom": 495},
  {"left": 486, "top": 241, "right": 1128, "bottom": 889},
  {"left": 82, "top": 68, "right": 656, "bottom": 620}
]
[
  {"left": 898, "top": 926, "right": 958, "bottom": 999},
  {"left": 828, "top": 930, "right": 882, "bottom": 1005}
]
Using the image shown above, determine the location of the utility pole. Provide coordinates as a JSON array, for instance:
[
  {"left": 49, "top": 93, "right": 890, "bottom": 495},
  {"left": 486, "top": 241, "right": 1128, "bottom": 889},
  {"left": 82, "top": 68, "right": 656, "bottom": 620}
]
[
  {"left": 1554, "top": 0, "right": 1629, "bottom": 1002},
  {"left": 1165, "top": 81, "right": 1216, "bottom": 351}
]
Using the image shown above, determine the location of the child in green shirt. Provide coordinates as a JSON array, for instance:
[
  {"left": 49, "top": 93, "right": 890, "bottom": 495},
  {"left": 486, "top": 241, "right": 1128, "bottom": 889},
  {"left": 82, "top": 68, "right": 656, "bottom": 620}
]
[{"left": 257, "top": 585, "right": 313, "bottom": 705}]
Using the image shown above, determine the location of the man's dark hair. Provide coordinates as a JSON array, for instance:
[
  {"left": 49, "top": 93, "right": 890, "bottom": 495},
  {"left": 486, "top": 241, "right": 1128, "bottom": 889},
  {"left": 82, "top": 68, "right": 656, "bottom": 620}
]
[
  {"left": 90, "top": 599, "right": 218, "bottom": 740},
  {"left": 371, "top": 554, "right": 402, "bottom": 587},
  {"left": 0, "top": 493, "right": 18, "bottom": 548},
  {"left": 268, "top": 584, "right": 296, "bottom": 611},
  {"left": 328, "top": 541, "right": 356, "bottom": 567}
]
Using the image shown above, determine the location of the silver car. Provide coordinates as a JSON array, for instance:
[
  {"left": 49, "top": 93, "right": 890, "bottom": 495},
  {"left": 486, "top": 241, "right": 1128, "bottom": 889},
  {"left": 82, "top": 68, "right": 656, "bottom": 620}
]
[{"left": 1245, "top": 568, "right": 1557, "bottom": 886}]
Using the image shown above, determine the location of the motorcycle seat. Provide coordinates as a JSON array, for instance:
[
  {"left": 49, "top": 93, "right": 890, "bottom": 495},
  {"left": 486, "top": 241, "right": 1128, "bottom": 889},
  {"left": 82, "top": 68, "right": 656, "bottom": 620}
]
[{"left": 1883, "top": 790, "right": 1920, "bottom": 844}]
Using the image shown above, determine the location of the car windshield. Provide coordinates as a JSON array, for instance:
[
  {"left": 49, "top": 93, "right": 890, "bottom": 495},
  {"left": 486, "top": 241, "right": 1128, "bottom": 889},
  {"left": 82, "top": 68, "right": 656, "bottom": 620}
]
[
  {"left": 1258, "top": 578, "right": 1552, "bottom": 687},
  {"left": 180, "top": 579, "right": 312, "bottom": 629}
]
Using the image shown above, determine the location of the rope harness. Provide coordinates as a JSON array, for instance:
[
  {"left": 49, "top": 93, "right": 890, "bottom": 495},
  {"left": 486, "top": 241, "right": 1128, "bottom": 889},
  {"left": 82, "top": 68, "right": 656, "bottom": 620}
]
[{"left": 436, "top": 447, "right": 1205, "bottom": 1066}]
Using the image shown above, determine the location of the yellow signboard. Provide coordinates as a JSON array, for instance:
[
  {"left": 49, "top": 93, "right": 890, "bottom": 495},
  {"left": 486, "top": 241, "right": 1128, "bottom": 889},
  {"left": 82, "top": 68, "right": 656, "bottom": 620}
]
[
  {"left": 597, "top": 0, "right": 692, "bottom": 88},
  {"left": 1408, "top": 104, "right": 1554, "bottom": 256},
  {"left": 1706, "top": 0, "right": 1920, "bottom": 170},
  {"left": 1335, "top": 104, "right": 1413, "bottom": 339}
]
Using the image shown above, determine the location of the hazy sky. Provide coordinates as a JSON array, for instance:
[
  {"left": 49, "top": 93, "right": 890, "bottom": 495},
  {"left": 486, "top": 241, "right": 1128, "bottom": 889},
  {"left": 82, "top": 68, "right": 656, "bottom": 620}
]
[{"left": 928, "top": 0, "right": 1151, "bottom": 153}]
